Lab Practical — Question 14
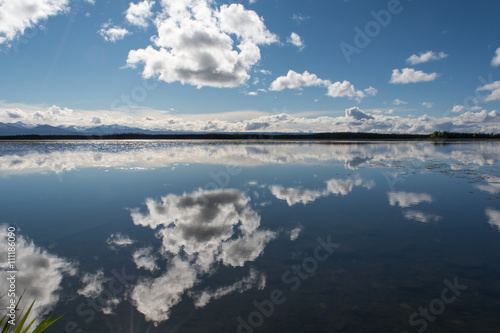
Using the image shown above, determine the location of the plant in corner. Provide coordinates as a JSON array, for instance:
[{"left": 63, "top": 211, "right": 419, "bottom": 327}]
[{"left": 1, "top": 296, "right": 63, "bottom": 333}]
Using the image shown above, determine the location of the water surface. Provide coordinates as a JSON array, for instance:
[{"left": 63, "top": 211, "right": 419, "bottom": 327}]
[{"left": 0, "top": 140, "right": 499, "bottom": 333}]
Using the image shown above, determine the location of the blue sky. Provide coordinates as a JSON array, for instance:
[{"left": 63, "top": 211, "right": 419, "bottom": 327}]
[{"left": 1, "top": 0, "right": 500, "bottom": 133}]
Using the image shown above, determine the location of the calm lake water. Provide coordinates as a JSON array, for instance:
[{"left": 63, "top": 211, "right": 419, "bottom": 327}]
[{"left": 1, "top": 140, "right": 500, "bottom": 333}]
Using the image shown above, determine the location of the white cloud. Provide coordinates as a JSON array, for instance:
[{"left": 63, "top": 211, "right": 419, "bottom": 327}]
[
  {"left": 270, "top": 175, "right": 374, "bottom": 206},
  {"left": 393, "top": 99, "right": 408, "bottom": 105},
  {"left": 288, "top": 226, "right": 302, "bottom": 241},
  {"left": 345, "top": 106, "right": 373, "bottom": 120},
  {"left": 406, "top": 51, "right": 448, "bottom": 65},
  {"left": 291, "top": 13, "right": 310, "bottom": 23},
  {"left": 485, "top": 208, "right": 500, "bottom": 231},
  {"left": 388, "top": 192, "right": 433, "bottom": 208},
  {"left": 404, "top": 210, "right": 442, "bottom": 223},
  {"left": 287, "top": 32, "right": 303, "bottom": 50},
  {"left": 364, "top": 86, "right": 378, "bottom": 96},
  {"left": 390, "top": 68, "right": 439, "bottom": 84},
  {"left": 98, "top": 22, "right": 130, "bottom": 42},
  {"left": 269, "top": 70, "right": 330, "bottom": 91},
  {"left": 491, "top": 47, "right": 500, "bottom": 67},
  {"left": 77, "top": 269, "right": 110, "bottom": 298},
  {"left": 270, "top": 185, "right": 324, "bottom": 206},
  {"left": 131, "top": 257, "right": 197, "bottom": 322},
  {"left": 2, "top": 141, "right": 500, "bottom": 178},
  {"left": 269, "top": 71, "right": 374, "bottom": 101},
  {"left": 477, "top": 81, "right": 500, "bottom": 102},
  {"left": 0, "top": 0, "right": 69, "bottom": 47},
  {"left": 2, "top": 102, "right": 500, "bottom": 135},
  {"left": 452, "top": 105, "right": 466, "bottom": 113},
  {"left": 190, "top": 268, "right": 265, "bottom": 308},
  {"left": 126, "top": 1, "right": 277, "bottom": 88},
  {"left": 125, "top": 0, "right": 155, "bottom": 28},
  {"left": 106, "top": 233, "right": 135, "bottom": 250},
  {"left": 327, "top": 81, "right": 368, "bottom": 100},
  {"left": 422, "top": 102, "right": 433, "bottom": 108},
  {"left": 85, "top": 0, "right": 95, "bottom": 4},
  {"left": 130, "top": 188, "right": 277, "bottom": 322},
  {"left": 0, "top": 225, "right": 76, "bottom": 326},
  {"left": 132, "top": 247, "right": 159, "bottom": 271},
  {"left": 475, "top": 176, "right": 500, "bottom": 194}
]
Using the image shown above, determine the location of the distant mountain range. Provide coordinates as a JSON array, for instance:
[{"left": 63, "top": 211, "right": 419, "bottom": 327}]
[{"left": 0, "top": 122, "right": 183, "bottom": 136}]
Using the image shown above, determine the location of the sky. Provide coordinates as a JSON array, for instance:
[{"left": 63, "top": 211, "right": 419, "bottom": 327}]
[{"left": 1, "top": 0, "right": 500, "bottom": 133}]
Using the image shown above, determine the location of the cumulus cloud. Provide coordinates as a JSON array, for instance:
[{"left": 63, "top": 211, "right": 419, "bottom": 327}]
[
  {"left": 475, "top": 176, "right": 500, "bottom": 194},
  {"left": 404, "top": 210, "right": 442, "bottom": 223},
  {"left": 406, "top": 51, "right": 448, "bottom": 65},
  {"left": 269, "top": 71, "right": 375, "bottom": 101},
  {"left": 288, "top": 226, "right": 302, "bottom": 241},
  {"left": 126, "top": 1, "right": 277, "bottom": 88},
  {"left": 190, "top": 268, "right": 265, "bottom": 308},
  {"left": 77, "top": 269, "right": 110, "bottom": 298},
  {"left": 133, "top": 246, "right": 159, "bottom": 271},
  {"left": 364, "top": 86, "right": 378, "bottom": 96},
  {"left": 390, "top": 68, "right": 439, "bottom": 84},
  {"left": 422, "top": 102, "right": 433, "bottom": 108},
  {"left": 98, "top": 21, "right": 130, "bottom": 42},
  {"left": 270, "top": 175, "right": 374, "bottom": 206},
  {"left": 106, "top": 233, "right": 135, "bottom": 250},
  {"left": 2, "top": 102, "right": 500, "bottom": 135},
  {"left": 477, "top": 81, "right": 500, "bottom": 102},
  {"left": 393, "top": 99, "right": 408, "bottom": 105},
  {"left": 0, "top": 0, "right": 69, "bottom": 47},
  {"left": 388, "top": 192, "right": 433, "bottom": 208},
  {"left": 491, "top": 47, "right": 500, "bottom": 67},
  {"left": 287, "top": 32, "right": 303, "bottom": 50},
  {"left": 130, "top": 188, "right": 277, "bottom": 322},
  {"left": 327, "top": 80, "right": 369, "bottom": 100},
  {"left": 269, "top": 186, "right": 324, "bottom": 206},
  {"left": 345, "top": 106, "right": 373, "bottom": 120},
  {"left": 3, "top": 108, "right": 28, "bottom": 119},
  {"left": 452, "top": 105, "right": 466, "bottom": 113},
  {"left": 125, "top": 0, "right": 155, "bottom": 28},
  {"left": 291, "top": 13, "right": 310, "bottom": 23},
  {"left": 269, "top": 70, "right": 330, "bottom": 91},
  {"left": 2, "top": 141, "right": 500, "bottom": 178},
  {"left": 485, "top": 208, "right": 500, "bottom": 231},
  {"left": 0, "top": 226, "right": 76, "bottom": 326}
]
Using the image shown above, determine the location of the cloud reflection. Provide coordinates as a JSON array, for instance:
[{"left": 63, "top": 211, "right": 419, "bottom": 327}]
[
  {"left": 1, "top": 142, "right": 500, "bottom": 176},
  {"left": 129, "top": 188, "right": 277, "bottom": 323},
  {"left": 485, "top": 208, "right": 500, "bottom": 231},
  {"left": 388, "top": 191, "right": 433, "bottom": 208},
  {"left": 404, "top": 210, "right": 442, "bottom": 223},
  {"left": 0, "top": 226, "right": 76, "bottom": 325},
  {"left": 270, "top": 175, "right": 374, "bottom": 206}
]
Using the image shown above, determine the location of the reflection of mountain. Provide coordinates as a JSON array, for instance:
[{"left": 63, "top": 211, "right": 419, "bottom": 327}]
[
  {"left": 270, "top": 175, "right": 375, "bottom": 206},
  {"left": 1, "top": 141, "right": 500, "bottom": 176},
  {"left": 0, "top": 226, "right": 76, "bottom": 325},
  {"left": 130, "top": 188, "right": 276, "bottom": 323}
]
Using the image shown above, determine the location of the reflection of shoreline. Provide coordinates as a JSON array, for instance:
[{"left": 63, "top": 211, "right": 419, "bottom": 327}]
[{"left": 1, "top": 141, "right": 499, "bottom": 176}]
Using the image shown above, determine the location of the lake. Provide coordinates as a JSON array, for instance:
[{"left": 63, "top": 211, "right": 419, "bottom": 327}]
[{"left": 1, "top": 140, "right": 500, "bottom": 333}]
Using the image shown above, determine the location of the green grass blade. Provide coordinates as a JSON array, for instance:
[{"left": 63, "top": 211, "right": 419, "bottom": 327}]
[{"left": 13, "top": 301, "right": 35, "bottom": 333}]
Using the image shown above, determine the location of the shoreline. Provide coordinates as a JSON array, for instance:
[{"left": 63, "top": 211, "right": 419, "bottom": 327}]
[{"left": 0, "top": 132, "right": 499, "bottom": 141}]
